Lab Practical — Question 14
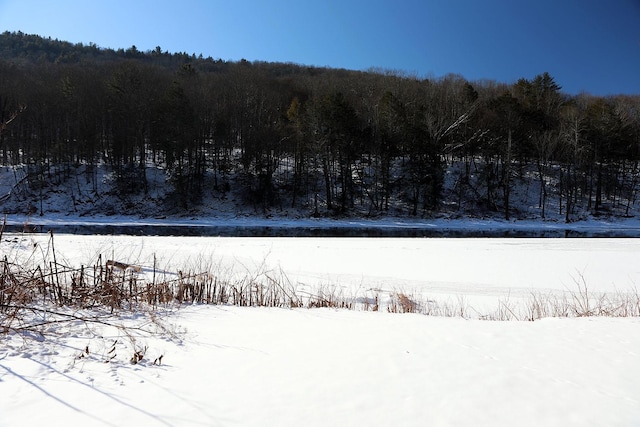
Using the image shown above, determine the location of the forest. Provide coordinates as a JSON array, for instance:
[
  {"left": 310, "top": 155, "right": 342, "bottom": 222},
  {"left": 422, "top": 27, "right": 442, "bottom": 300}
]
[{"left": 1, "top": 31, "right": 639, "bottom": 221}]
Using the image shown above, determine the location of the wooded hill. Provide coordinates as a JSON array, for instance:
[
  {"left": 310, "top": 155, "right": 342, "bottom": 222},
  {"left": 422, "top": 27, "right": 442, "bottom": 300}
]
[{"left": 1, "top": 31, "right": 639, "bottom": 221}]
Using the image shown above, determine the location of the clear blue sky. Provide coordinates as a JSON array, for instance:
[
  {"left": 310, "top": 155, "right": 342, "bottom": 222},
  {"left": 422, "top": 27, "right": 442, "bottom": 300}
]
[{"left": 1, "top": 0, "right": 639, "bottom": 95}]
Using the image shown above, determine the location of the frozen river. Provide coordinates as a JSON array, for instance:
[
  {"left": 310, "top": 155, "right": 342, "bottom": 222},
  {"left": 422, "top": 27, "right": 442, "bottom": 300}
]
[{"left": 5, "top": 233, "right": 639, "bottom": 315}]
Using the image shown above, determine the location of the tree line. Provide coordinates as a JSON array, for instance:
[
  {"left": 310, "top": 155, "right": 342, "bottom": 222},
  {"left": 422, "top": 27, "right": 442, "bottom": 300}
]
[{"left": 1, "top": 31, "right": 639, "bottom": 220}]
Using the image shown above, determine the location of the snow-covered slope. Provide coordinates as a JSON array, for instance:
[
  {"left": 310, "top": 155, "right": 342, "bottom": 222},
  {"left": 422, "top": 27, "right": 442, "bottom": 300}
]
[{"left": 2, "top": 160, "right": 638, "bottom": 232}]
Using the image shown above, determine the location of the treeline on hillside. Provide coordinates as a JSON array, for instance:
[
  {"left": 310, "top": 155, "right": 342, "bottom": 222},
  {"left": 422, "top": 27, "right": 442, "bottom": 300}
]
[{"left": 1, "top": 31, "right": 640, "bottom": 220}]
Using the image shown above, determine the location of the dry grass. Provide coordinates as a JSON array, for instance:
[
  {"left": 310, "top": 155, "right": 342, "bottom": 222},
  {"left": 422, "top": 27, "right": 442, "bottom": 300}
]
[{"left": 2, "top": 231, "right": 639, "bottom": 340}]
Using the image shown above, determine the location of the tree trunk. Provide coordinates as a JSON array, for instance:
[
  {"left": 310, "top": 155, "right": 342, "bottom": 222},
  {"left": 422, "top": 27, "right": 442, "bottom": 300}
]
[{"left": 504, "top": 128, "right": 512, "bottom": 220}]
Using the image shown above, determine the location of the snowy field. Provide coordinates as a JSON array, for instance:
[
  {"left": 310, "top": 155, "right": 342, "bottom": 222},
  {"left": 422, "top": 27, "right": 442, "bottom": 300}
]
[{"left": 1, "top": 233, "right": 640, "bottom": 426}]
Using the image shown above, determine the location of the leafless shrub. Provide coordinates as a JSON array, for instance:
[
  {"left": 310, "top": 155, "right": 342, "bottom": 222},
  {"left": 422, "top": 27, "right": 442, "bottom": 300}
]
[
  {"left": 130, "top": 345, "right": 147, "bottom": 365},
  {"left": 388, "top": 292, "right": 419, "bottom": 313},
  {"left": 303, "top": 283, "right": 353, "bottom": 309},
  {"left": 358, "top": 289, "right": 380, "bottom": 312}
]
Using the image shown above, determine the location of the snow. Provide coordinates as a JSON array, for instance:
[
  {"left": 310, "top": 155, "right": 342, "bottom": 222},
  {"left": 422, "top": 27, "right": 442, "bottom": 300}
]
[
  {"left": 1, "top": 306, "right": 639, "bottom": 427},
  {"left": 2, "top": 232, "right": 640, "bottom": 426}
]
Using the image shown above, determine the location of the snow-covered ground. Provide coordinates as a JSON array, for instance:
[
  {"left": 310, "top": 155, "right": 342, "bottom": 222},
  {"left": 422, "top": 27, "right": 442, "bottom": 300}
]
[
  {"left": 1, "top": 233, "right": 639, "bottom": 426},
  {"left": 2, "top": 306, "right": 639, "bottom": 427}
]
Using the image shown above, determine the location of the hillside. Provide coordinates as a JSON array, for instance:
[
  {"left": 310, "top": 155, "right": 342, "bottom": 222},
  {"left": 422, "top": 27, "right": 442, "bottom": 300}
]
[{"left": 1, "top": 32, "right": 640, "bottom": 225}]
